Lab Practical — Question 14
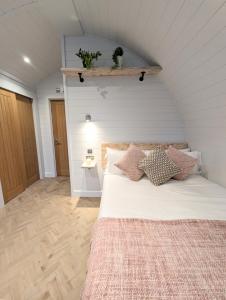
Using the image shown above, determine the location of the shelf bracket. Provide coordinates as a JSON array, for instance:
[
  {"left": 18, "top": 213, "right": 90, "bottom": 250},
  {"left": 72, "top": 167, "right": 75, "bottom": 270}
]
[
  {"left": 139, "top": 71, "right": 146, "bottom": 81},
  {"left": 78, "top": 72, "right": 84, "bottom": 83}
]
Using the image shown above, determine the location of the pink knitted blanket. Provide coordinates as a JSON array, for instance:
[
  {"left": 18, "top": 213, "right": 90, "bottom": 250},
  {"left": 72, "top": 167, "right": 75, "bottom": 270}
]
[{"left": 82, "top": 218, "right": 226, "bottom": 299}]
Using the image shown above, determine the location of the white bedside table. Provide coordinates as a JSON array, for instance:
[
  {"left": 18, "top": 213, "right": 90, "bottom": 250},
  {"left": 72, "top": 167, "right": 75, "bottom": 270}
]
[{"left": 82, "top": 160, "right": 96, "bottom": 169}]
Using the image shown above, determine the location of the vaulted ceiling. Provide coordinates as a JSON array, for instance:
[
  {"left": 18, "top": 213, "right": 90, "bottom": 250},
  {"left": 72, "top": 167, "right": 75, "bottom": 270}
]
[
  {"left": 0, "top": 0, "right": 82, "bottom": 87},
  {"left": 1, "top": 0, "right": 226, "bottom": 185},
  {"left": 0, "top": 0, "right": 226, "bottom": 92}
]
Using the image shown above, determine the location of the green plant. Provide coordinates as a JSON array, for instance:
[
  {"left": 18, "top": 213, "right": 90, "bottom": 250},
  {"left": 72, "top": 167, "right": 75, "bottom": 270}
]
[
  {"left": 112, "top": 47, "right": 124, "bottom": 67},
  {"left": 76, "top": 48, "right": 102, "bottom": 69}
]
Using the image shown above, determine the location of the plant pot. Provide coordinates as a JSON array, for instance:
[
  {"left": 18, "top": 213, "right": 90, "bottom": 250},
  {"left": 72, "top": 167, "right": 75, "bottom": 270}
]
[
  {"left": 85, "top": 64, "right": 93, "bottom": 69},
  {"left": 117, "top": 56, "right": 123, "bottom": 68},
  {"left": 82, "top": 59, "right": 93, "bottom": 69}
]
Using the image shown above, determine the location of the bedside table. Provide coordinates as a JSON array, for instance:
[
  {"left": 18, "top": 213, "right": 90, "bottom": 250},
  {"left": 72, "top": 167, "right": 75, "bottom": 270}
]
[{"left": 82, "top": 160, "right": 96, "bottom": 168}]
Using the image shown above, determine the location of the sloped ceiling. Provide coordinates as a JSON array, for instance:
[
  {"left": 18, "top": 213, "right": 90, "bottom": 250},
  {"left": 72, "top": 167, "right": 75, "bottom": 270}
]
[
  {"left": 1, "top": 0, "right": 226, "bottom": 185},
  {"left": 0, "top": 0, "right": 225, "bottom": 91},
  {"left": 0, "top": 0, "right": 82, "bottom": 88},
  {"left": 73, "top": 0, "right": 226, "bottom": 90}
]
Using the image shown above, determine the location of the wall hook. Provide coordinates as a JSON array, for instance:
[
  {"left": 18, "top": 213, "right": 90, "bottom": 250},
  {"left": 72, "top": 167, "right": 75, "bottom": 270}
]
[
  {"left": 78, "top": 72, "right": 84, "bottom": 83},
  {"left": 139, "top": 71, "right": 146, "bottom": 81}
]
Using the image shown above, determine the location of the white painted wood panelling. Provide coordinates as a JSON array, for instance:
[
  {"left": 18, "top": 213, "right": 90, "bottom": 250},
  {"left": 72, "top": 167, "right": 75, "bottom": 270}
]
[
  {"left": 0, "top": 0, "right": 82, "bottom": 87},
  {"left": 63, "top": 36, "right": 185, "bottom": 196},
  {"left": 36, "top": 72, "right": 64, "bottom": 177},
  {"left": 160, "top": 0, "right": 226, "bottom": 187},
  {"left": 72, "top": 0, "right": 226, "bottom": 187},
  {"left": 1, "top": 0, "right": 226, "bottom": 187},
  {"left": 63, "top": 35, "right": 148, "bottom": 68},
  {"left": 66, "top": 77, "right": 185, "bottom": 196},
  {"left": 0, "top": 70, "right": 34, "bottom": 98}
]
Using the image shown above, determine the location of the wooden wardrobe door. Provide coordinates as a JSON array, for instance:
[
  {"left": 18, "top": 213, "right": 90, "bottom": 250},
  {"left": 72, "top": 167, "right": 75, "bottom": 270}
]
[
  {"left": 51, "top": 100, "right": 69, "bottom": 176},
  {"left": 16, "top": 94, "right": 39, "bottom": 186},
  {"left": 0, "top": 89, "right": 26, "bottom": 202}
]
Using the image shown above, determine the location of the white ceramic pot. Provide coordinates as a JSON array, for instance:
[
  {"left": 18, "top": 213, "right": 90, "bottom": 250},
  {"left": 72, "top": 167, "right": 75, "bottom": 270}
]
[{"left": 117, "top": 56, "right": 123, "bottom": 68}]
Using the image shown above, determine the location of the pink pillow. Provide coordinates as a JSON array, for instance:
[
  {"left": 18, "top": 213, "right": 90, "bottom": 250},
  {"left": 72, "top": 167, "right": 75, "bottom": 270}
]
[
  {"left": 115, "top": 144, "right": 145, "bottom": 181},
  {"left": 167, "top": 146, "right": 197, "bottom": 180}
]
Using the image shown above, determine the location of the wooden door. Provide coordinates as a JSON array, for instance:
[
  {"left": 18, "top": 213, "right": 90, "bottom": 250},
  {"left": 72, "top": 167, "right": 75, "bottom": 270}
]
[
  {"left": 17, "top": 94, "right": 39, "bottom": 186},
  {"left": 0, "top": 89, "right": 26, "bottom": 202},
  {"left": 51, "top": 100, "right": 69, "bottom": 176}
]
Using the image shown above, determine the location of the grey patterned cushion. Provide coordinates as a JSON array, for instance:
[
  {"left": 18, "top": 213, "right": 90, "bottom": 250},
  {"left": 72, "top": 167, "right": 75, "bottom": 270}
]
[{"left": 138, "top": 149, "right": 181, "bottom": 186}]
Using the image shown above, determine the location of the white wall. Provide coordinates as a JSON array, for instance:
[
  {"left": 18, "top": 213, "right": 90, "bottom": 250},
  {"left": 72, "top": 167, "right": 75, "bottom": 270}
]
[
  {"left": 36, "top": 71, "right": 64, "bottom": 177},
  {"left": 71, "top": 1, "right": 226, "bottom": 187},
  {"left": 0, "top": 182, "right": 4, "bottom": 208},
  {"left": 0, "top": 71, "right": 34, "bottom": 98},
  {"left": 63, "top": 35, "right": 148, "bottom": 68},
  {"left": 159, "top": 1, "right": 226, "bottom": 186},
  {"left": 63, "top": 36, "right": 185, "bottom": 196},
  {"left": 0, "top": 72, "right": 44, "bottom": 205}
]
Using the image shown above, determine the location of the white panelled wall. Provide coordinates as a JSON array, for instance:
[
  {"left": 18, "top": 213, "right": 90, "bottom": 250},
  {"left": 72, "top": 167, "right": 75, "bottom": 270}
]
[
  {"left": 63, "top": 36, "right": 185, "bottom": 196},
  {"left": 36, "top": 72, "right": 64, "bottom": 177},
  {"left": 1, "top": 0, "right": 226, "bottom": 189},
  {"left": 160, "top": 1, "right": 226, "bottom": 187},
  {"left": 72, "top": 0, "right": 226, "bottom": 187}
]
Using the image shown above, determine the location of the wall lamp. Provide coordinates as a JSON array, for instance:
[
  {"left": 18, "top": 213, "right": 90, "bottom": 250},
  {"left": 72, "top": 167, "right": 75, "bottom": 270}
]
[{"left": 85, "top": 114, "right": 91, "bottom": 122}]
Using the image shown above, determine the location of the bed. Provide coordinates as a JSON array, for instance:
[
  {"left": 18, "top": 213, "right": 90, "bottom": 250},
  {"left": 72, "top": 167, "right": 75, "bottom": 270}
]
[
  {"left": 82, "top": 143, "right": 226, "bottom": 299},
  {"left": 100, "top": 173, "right": 226, "bottom": 221}
]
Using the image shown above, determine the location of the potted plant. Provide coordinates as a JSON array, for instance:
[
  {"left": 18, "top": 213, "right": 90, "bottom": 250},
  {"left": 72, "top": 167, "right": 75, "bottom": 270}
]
[
  {"left": 112, "top": 47, "right": 124, "bottom": 68},
  {"left": 75, "top": 48, "right": 102, "bottom": 69}
]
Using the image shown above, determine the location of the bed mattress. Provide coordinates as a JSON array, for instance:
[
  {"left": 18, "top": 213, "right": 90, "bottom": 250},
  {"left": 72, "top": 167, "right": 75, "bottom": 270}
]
[{"left": 99, "top": 173, "right": 226, "bottom": 220}]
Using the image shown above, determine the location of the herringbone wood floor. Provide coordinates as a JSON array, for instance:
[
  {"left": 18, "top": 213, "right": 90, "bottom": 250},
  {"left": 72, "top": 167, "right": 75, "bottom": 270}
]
[{"left": 0, "top": 177, "right": 100, "bottom": 300}]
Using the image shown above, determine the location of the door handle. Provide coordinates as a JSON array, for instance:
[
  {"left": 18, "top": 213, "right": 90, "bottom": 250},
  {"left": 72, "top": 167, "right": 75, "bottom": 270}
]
[{"left": 54, "top": 138, "right": 61, "bottom": 145}]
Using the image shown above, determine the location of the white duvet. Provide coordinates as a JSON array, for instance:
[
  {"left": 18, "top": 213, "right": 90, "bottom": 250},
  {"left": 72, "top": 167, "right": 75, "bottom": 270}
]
[{"left": 99, "top": 174, "right": 226, "bottom": 220}]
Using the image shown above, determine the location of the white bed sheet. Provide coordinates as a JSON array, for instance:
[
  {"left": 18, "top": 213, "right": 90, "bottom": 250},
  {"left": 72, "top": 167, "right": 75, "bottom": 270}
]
[{"left": 99, "top": 173, "right": 226, "bottom": 220}]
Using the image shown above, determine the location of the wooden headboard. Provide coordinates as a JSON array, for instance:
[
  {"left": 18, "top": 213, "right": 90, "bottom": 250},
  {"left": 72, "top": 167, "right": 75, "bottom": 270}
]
[{"left": 101, "top": 142, "right": 188, "bottom": 169}]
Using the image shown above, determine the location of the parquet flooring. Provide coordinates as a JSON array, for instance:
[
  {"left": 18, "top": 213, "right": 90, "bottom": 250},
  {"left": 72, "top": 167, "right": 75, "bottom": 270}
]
[{"left": 0, "top": 177, "right": 100, "bottom": 300}]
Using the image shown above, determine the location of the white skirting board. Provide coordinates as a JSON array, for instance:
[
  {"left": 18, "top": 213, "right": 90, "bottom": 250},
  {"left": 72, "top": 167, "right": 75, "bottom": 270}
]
[
  {"left": 44, "top": 171, "right": 57, "bottom": 178},
  {"left": 72, "top": 190, "right": 102, "bottom": 197}
]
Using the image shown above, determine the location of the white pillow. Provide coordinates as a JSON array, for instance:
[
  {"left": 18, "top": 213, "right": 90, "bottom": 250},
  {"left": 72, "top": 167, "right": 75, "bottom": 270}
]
[
  {"left": 143, "top": 150, "right": 154, "bottom": 156},
  {"left": 105, "top": 147, "right": 193, "bottom": 175},
  {"left": 166, "top": 148, "right": 190, "bottom": 154},
  {"left": 145, "top": 148, "right": 190, "bottom": 156},
  {"left": 105, "top": 148, "right": 126, "bottom": 175},
  {"left": 186, "top": 151, "right": 202, "bottom": 174},
  {"left": 106, "top": 148, "right": 153, "bottom": 174},
  {"left": 180, "top": 148, "right": 191, "bottom": 153}
]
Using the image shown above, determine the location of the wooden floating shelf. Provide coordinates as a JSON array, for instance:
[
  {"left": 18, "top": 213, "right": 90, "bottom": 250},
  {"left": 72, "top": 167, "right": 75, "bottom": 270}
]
[{"left": 61, "top": 66, "right": 162, "bottom": 78}]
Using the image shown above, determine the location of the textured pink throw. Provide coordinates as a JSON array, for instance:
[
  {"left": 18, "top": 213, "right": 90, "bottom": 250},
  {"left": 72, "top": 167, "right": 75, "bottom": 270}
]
[{"left": 82, "top": 218, "right": 226, "bottom": 299}]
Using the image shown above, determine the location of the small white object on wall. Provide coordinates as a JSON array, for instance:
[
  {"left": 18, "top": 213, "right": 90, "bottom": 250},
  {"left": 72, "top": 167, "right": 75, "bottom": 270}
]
[{"left": 0, "top": 181, "right": 4, "bottom": 208}]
